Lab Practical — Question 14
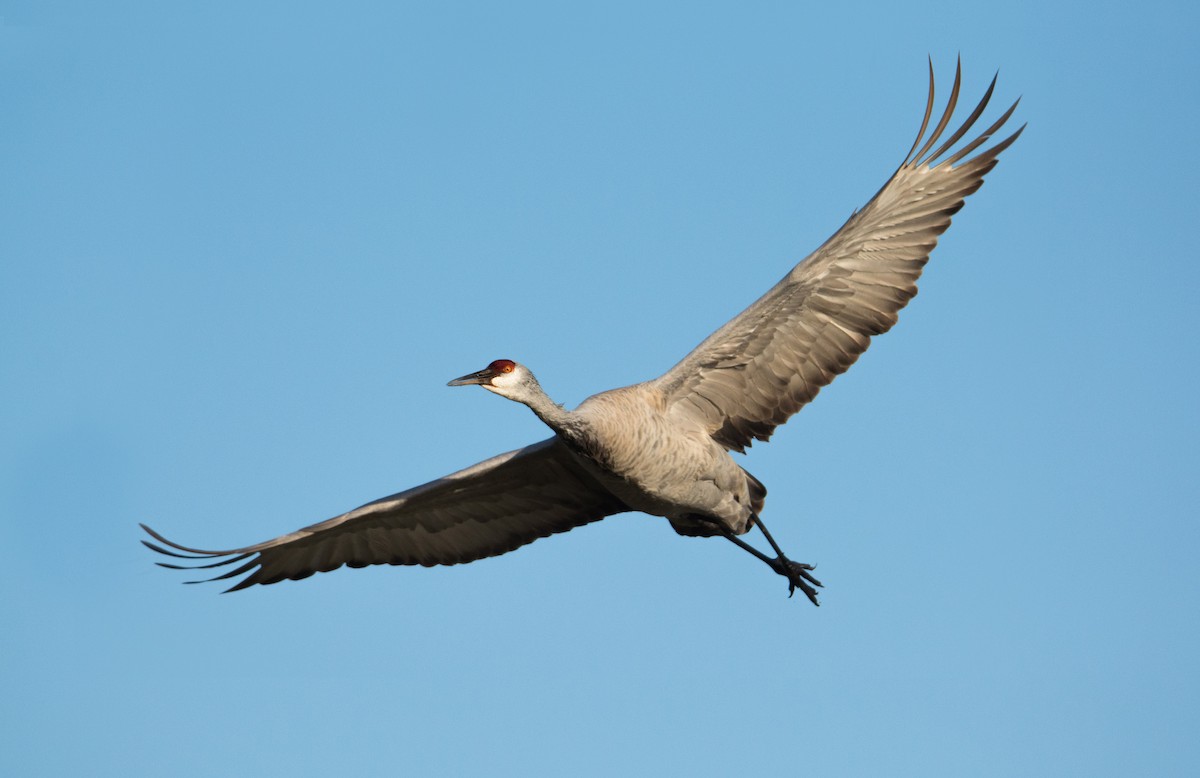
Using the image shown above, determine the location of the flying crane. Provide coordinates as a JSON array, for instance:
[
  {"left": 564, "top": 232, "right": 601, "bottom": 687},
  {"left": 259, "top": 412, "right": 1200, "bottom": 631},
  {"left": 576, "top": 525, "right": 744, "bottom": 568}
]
[{"left": 143, "top": 60, "right": 1022, "bottom": 604}]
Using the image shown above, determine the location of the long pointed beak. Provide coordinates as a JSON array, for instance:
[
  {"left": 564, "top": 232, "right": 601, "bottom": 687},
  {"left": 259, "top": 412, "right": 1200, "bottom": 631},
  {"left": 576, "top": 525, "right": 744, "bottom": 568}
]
[{"left": 447, "top": 369, "right": 493, "bottom": 387}]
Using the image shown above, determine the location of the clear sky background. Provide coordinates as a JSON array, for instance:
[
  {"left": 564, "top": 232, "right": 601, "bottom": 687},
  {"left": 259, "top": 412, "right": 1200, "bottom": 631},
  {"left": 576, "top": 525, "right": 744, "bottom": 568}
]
[{"left": 2, "top": 1, "right": 1197, "bottom": 775}]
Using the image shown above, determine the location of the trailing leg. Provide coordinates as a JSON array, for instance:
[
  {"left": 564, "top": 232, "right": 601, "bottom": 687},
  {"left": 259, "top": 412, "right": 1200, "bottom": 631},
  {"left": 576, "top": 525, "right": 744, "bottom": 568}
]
[{"left": 695, "top": 514, "right": 822, "bottom": 605}]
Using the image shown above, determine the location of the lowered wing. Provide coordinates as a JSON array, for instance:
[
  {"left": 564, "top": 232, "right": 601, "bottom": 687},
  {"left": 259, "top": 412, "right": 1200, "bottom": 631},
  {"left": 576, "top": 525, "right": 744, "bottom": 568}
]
[{"left": 143, "top": 438, "right": 626, "bottom": 591}]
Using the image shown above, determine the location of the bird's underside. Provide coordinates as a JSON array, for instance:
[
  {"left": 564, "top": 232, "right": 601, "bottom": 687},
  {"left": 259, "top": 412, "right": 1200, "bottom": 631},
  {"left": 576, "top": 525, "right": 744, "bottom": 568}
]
[{"left": 143, "top": 60, "right": 1022, "bottom": 604}]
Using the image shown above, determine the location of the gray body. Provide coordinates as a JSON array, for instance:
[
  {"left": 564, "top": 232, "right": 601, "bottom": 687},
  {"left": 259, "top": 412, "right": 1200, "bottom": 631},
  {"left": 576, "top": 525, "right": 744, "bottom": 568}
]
[
  {"left": 143, "top": 61, "right": 1022, "bottom": 594},
  {"left": 558, "top": 383, "right": 761, "bottom": 537}
]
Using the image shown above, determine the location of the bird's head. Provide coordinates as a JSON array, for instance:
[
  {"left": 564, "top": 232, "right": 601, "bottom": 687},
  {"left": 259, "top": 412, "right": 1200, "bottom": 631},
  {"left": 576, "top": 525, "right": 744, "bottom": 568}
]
[{"left": 447, "top": 359, "right": 537, "bottom": 401}]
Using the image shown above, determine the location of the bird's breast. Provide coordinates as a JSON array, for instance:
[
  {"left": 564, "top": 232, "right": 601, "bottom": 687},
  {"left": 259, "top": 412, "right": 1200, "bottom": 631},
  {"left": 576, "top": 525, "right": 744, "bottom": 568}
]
[{"left": 560, "top": 389, "right": 745, "bottom": 522}]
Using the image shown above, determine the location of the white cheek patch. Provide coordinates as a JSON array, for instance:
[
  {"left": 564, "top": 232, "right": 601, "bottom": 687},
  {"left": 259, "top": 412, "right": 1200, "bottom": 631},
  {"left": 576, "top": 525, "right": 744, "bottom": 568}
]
[{"left": 490, "top": 369, "right": 520, "bottom": 388}]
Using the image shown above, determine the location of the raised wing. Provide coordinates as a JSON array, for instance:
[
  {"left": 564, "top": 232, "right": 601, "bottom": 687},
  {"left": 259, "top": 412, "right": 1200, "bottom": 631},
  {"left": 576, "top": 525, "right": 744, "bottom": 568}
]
[
  {"left": 654, "top": 60, "right": 1023, "bottom": 452},
  {"left": 142, "top": 438, "right": 626, "bottom": 592}
]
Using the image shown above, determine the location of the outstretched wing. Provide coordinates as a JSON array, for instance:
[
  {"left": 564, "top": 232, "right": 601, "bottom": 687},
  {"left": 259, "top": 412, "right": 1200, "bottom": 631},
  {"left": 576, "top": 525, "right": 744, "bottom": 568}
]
[
  {"left": 654, "top": 60, "right": 1023, "bottom": 452},
  {"left": 142, "top": 438, "right": 626, "bottom": 592}
]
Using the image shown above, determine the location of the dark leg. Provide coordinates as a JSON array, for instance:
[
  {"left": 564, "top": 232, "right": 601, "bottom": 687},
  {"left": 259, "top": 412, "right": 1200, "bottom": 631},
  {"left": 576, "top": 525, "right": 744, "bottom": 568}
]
[{"left": 700, "top": 514, "right": 823, "bottom": 605}]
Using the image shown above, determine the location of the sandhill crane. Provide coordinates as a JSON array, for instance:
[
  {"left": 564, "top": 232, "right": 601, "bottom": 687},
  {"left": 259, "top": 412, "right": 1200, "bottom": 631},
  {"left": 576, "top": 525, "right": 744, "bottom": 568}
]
[{"left": 143, "top": 60, "right": 1022, "bottom": 604}]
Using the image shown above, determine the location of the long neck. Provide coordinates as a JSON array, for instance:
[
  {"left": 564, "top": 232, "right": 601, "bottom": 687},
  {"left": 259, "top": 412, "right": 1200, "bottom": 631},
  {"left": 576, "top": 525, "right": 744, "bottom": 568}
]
[{"left": 517, "top": 381, "right": 576, "bottom": 434}]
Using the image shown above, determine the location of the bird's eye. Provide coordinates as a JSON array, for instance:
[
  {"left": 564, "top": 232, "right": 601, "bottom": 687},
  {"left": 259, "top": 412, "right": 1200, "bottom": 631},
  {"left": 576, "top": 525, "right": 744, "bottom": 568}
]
[{"left": 489, "top": 359, "right": 516, "bottom": 374}]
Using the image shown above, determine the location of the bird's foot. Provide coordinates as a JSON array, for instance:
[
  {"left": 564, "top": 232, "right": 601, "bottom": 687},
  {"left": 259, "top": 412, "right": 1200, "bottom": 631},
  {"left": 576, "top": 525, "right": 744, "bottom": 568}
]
[
  {"left": 770, "top": 557, "right": 823, "bottom": 606},
  {"left": 712, "top": 514, "right": 823, "bottom": 605}
]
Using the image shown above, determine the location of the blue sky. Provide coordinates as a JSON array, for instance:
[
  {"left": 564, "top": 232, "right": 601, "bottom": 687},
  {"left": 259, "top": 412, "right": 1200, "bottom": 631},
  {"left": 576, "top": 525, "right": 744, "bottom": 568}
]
[{"left": 2, "top": 1, "right": 1197, "bottom": 775}]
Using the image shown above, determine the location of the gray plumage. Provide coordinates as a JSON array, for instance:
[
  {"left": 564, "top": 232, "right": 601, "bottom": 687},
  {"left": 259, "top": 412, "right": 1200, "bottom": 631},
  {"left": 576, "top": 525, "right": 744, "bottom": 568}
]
[{"left": 143, "top": 61, "right": 1022, "bottom": 600}]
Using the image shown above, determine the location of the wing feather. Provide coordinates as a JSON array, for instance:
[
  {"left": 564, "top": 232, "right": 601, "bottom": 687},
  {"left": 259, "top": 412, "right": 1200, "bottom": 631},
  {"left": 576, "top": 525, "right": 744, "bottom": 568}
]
[
  {"left": 142, "top": 438, "right": 626, "bottom": 591},
  {"left": 654, "top": 61, "right": 1023, "bottom": 452}
]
